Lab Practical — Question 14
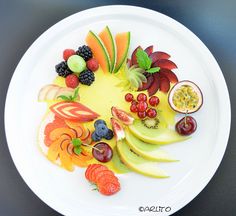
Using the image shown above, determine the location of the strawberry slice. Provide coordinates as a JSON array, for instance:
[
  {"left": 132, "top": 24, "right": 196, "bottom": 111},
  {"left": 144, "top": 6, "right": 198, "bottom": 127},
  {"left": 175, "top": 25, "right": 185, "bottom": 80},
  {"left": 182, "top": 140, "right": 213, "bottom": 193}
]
[
  {"left": 152, "top": 59, "right": 177, "bottom": 70},
  {"left": 90, "top": 165, "right": 108, "bottom": 183},
  {"left": 97, "top": 174, "right": 120, "bottom": 187},
  {"left": 85, "top": 164, "right": 93, "bottom": 180},
  {"left": 144, "top": 45, "right": 153, "bottom": 56},
  {"left": 148, "top": 73, "right": 160, "bottom": 96},
  {"left": 95, "top": 170, "right": 116, "bottom": 183},
  {"left": 159, "top": 74, "right": 170, "bottom": 93},
  {"left": 131, "top": 46, "right": 142, "bottom": 65},
  {"left": 159, "top": 69, "right": 178, "bottom": 83},
  {"left": 98, "top": 182, "right": 120, "bottom": 196},
  {"left": 86, "top": 164, "right": 102, "bottom": 182}
]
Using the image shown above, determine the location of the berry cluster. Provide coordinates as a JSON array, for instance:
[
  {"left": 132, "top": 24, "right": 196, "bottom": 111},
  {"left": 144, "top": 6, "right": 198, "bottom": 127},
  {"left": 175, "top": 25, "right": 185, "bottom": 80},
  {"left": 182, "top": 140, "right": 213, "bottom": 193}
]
[
  {"left": 91, "top": 119, "right": 114, "bottom": 142},
  {"left": 55, "top": 45, "right": 99, "bottom": 89},
  {"left": 125, "top": 93, "right": 160, "bottom": 119}
]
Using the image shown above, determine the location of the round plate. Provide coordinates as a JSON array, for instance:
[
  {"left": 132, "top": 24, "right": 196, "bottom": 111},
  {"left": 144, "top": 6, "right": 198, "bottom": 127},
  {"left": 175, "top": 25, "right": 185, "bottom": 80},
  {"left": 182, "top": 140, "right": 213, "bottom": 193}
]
[{"left": 5, "top": 5, "right": 231, "bottom": 216}]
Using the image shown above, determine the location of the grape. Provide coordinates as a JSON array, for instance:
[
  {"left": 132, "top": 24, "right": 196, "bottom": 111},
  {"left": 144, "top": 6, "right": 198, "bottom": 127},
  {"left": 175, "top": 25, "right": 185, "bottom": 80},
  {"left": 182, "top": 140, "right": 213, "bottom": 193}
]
[{"left": 67, "top": 55, "right": 86, "bottom": 73}]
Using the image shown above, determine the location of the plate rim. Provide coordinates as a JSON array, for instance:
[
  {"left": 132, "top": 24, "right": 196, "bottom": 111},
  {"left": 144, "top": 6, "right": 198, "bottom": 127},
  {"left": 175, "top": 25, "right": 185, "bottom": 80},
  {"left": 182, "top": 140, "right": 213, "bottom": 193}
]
[{"left": 4, "top": 5, "right": 231, "bottom": 216}]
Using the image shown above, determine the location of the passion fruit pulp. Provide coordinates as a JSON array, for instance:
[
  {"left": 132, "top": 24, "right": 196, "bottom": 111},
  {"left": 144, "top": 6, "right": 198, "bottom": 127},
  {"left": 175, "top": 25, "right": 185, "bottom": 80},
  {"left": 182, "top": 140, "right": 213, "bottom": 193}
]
[{"left": 168, "top": 80, "right": 203, "bottom": 114}]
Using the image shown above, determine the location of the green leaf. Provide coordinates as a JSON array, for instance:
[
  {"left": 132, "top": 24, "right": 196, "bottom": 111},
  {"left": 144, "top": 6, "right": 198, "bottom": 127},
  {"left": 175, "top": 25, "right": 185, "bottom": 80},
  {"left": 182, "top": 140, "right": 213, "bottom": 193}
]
[
  {"left": 71, "top": 138, "right": 82, "bottom": 147},
  {"left": 72, "top": 87, "right": 79, "bottom": 100},
  {"left": 57, "top": 95, "right": 71, "bottom": 101},
  {"left": 136, "top": 48, "right": 152, "bottom": 70},
  {"left": 74, "top": 147, "right": 82, "bottom": 155},
  {"left": 146, "top": 67, "right": 160, "bottom": 73}
]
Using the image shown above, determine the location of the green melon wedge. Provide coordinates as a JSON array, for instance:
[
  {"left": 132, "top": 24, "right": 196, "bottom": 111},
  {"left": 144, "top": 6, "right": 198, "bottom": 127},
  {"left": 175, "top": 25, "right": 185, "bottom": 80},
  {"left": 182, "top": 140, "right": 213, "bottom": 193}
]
[
  {"left": 128, "top": 119, "right": 189, "bottom": 145},
  {"left": 125, "top": 129, "right": 177, "bottom": 162},
  {"left": 114, "top": 32, "right": 130, "bottom": 73},
  {"left": 117, "top": 140, "right": 169, "bottom": 178},
  {"left": 99, "top": 26, "right": 117, "bottom": 73},
  {"left": 86, "top": 30, "right": 111, "bottom": 73}
]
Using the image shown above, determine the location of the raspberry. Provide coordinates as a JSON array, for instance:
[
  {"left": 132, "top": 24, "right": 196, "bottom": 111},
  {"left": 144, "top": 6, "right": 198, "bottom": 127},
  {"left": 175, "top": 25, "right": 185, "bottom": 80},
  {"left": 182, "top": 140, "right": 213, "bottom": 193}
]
[
  {"left": 63, "top": 49, "right": 76, "bottom": 61},
  {"left": 86, "top": 58, "right": 99, "bottom": 72},
  {"left": 65, "top": 74, "right": 79, "bottom": 88}
]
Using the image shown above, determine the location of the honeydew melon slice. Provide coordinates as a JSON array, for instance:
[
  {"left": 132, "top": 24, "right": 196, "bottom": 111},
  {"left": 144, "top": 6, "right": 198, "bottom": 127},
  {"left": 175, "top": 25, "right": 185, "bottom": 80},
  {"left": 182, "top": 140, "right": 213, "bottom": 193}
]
[{"left": 117, "top": 140, "right": 169, "bottom": 178}]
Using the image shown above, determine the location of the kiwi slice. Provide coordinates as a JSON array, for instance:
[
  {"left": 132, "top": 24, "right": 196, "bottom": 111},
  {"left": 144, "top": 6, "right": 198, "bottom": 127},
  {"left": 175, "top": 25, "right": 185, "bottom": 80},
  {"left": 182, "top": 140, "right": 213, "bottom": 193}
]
[{"left": 141, "top": 118, "right": 160, "bottom": 129}]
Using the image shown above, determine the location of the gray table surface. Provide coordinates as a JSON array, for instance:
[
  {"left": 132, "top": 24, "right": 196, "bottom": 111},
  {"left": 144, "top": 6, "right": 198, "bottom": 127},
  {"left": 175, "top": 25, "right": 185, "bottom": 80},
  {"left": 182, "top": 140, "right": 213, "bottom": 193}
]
[{"left": 1, "top": 0, "right": 235, "bottom": 215}]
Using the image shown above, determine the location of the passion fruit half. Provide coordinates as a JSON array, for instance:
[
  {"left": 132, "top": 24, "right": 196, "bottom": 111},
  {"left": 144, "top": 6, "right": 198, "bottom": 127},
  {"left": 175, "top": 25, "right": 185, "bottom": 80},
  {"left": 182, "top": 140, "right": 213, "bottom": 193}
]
[{"left": 168, "top": 80, "right": 203, "bottom": 114}]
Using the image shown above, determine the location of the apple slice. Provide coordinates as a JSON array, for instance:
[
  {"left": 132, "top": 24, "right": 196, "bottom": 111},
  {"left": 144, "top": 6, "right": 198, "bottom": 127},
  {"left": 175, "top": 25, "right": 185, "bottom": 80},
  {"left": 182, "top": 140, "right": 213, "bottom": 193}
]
[
  {"left": 126, "top": 58, "right": 132, "bottom": 67},
  {"left": 38, "top": 84, "right": 57, "bottom": 101},
  {"left": 131, "top": 46, "right": 142, "bottom": 65},
  {"left": 159, "top": 74, "right": 170, "bottom": 93},
  {"left": 159, "top": 69, "right": 178, "bottom": 83},
  {"left": 152, "top": 59, "right": 177, "bottom": 70},
  {"left": 138, "top": 75, "right": 154, "bottom": 91},
  {"left": 148, "top": 73, "right": 160, "bottom": 96},
  {"left": 50, "top": 102, "right": 100, "bottom": 122},
  {"left": 46, "top": 85, "right": 61, "bottom": 101},
  {"left": 144, "top": 45, "right": 153, "bottom": 56}
]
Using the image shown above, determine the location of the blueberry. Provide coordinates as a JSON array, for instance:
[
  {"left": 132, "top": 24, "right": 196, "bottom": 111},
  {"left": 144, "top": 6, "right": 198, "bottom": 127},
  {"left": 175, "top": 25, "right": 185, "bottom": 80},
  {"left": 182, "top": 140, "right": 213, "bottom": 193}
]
[
  {"left": 95, "top": 124, "right": 108, "bottom": 137},
  {"left": 91, "top": 131, "right": 101, "bottom": 142},
  {"left": 104, "top": 129, "right": 114, "bottom": 140},
  {"left": 94, "top": 119, "right": 106, "bottom": 128}
]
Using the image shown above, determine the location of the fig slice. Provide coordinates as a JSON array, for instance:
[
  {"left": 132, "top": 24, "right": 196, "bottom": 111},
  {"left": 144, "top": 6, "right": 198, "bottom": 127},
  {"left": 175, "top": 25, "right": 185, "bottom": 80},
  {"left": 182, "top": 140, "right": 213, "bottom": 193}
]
[
  {"left": 152, "top": 59, "right": 177, "bottom": 70},
  {"left": 111, "top": 106, "right": 134, "bottom": 125},
  {"left": 131, "top": 46, "right": 142, "bottom": 65},
  {"left": 168, "top": 80, "right": 203, "bottom": 114},
  {"left": 138, "top": 75, "right": 154, "bottom": 91},
  {"left": 110, "top": 117, "right": 125, "bottom": 141},
  {"left": 159, "top": 75, "right": 170, "bottom": 93},
  {"left": 148, "top": 73, "right": 160, "bottom": 96},
  {"left": 144, "top": 45, "right": 154, "bottom": 56},
  {"left": 159, "top": 69, "right": 178, "bottom": 83}
]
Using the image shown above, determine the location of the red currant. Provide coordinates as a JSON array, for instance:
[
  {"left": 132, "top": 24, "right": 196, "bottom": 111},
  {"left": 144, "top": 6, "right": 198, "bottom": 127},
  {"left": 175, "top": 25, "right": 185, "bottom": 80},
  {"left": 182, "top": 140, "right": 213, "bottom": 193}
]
[
  {"left": 130, "top": 104, "right": 138, "bottom": 113},
  {"left": 138, "top": 111, "right": 146, "bottom": 119},
  {"left": 125, "top": 93, "right": 134, "bottom": 102},
  {"left": 137, "top": 101, "right": 148, "bottom": 112},
  {"left": 137, "top": 93, "right": 147, "bottom": 102},
  {"left": 131, "top": 100, "right": 138, "bottom": 106},
  {"left": 146, "top": 108, "right": 157, "bottom": 118},
  {"left": 149, "top": 96, "right": 160, "bottom": 107}
]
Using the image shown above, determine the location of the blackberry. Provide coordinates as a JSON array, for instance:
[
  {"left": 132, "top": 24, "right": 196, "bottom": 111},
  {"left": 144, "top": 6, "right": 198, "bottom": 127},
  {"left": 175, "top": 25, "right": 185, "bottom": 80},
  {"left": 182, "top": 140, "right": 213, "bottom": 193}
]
[
  {"left": 76, "top": 45, "right": 93, "bottom": 61},
  {"left": 55, "top": 61, "right": 72, "bottom": 77},
  {"left": 78, "top": 69, "right": 95, "bottom": 86}
]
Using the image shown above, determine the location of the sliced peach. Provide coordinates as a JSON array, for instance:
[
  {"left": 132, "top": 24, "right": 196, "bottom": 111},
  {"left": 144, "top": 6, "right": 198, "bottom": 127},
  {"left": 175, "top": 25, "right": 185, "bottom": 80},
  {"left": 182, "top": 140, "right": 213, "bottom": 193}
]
[
  {"left": 65, "top": 120, "right": 84, "bottom": 138},
  {"left": 49, "top": 127, "right": 76, "bottom": 141},
  {"left": 60, "top": 148, "right": 74, "bottom": 171}
]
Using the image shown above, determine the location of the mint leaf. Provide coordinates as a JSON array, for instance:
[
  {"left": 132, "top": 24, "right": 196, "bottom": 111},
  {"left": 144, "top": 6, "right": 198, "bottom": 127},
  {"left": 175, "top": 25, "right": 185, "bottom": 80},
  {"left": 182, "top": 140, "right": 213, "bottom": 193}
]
[
  {"left": 146, "top": 67, "right": 160, "bottom": 73},
  {"left": 74, "top": 147, "right": 82, "bottom": 155},
  {"left": 71, "top": 138, "right": 82, "bottom": 147},
  {"left": 136, "top": 48, "right": 152, "bottom": 70},
  {"left": 57, "top": 95, "right": 71, "bottom": 101}
]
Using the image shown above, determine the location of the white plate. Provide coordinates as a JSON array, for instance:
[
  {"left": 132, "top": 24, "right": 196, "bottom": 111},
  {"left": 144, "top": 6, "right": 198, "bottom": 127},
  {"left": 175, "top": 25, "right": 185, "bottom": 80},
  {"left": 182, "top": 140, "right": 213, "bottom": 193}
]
[{"left": 5, "top": 5, "right": 231, "bottom": 216}]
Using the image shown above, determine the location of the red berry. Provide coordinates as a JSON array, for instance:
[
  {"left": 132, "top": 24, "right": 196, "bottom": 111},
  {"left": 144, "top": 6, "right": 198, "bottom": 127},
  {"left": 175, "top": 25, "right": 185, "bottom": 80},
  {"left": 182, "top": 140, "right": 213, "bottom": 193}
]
[
  {"left": 149, "top": 96, "right": 160, "bottom": 107},
  {"left": 137, "top": 101, "right": 148, "bottom": 112},
  {"left": 138, "top": 111, "right": 146, "bottom": 119},
  {"left": 65, "top": 74, "right": 79, "bottom": 88},
  {"left": 137, "top": 93, "right": 147, "bottom": 102},
  {"left": 131, "top": 100, "right": 138, "bottom": 106},
  {"left": 63, "top": 49, "right": 76, "bottom": 61},
  {"left": 125, "top": 93, "right": 133, "bottom": 102},
  {"left": 130, "top": 104, "right": 138, "bottom": 113},
  {"left": 146, "top": 108, "right": 157, "bottom": 118},
  {"left": 86, "top": 58, "right": 99, "bottom": 72}
]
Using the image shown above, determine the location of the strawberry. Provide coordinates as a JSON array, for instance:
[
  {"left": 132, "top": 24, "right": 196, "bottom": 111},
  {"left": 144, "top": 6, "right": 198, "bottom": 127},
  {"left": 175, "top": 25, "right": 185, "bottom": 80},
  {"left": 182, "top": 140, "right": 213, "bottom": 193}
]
[
  {"left": 63, "top": 49, "right": 76, "bottom": 61},
  {"left": 85, "top": 164, "right": 120, "bottom": 196},
  {"left": 86, "top": 58, "right": 99, "bottom": 72},
  {"left": 65, "top": 74, "right": 79, "bottom": 88}
]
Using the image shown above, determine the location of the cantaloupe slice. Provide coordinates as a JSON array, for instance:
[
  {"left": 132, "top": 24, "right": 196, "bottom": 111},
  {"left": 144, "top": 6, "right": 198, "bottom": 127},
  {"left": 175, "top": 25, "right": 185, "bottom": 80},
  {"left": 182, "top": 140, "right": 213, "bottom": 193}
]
[
  {"left": 114, "top": 32, "right": 130, "bottom": 73},
  {"left": 99, "top": 26, "right": 117, "bottom": 73},
  {"left": 86, "top": 30, "right": 111, "bottom": 73}
]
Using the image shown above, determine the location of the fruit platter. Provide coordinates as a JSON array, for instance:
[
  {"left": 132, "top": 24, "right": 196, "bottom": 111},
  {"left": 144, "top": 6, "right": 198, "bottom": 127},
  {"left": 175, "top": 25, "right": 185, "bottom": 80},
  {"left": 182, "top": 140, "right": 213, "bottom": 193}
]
[
  {"left": 37, "top": 25, "right": 204, "bottom": 195},
  {"left": 5, "top": 6, "right": 231, "bottom": 216}
]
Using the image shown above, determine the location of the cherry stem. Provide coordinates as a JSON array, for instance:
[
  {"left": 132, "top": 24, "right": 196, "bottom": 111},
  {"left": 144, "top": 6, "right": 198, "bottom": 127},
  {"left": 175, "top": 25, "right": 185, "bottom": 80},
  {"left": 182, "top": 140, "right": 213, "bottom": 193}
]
[
  {"left": 184, "top": 110, "right": 188, "bottom": 127},
  {"left": 82, "top": 143, "right": 104, "bottom": 153}
]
